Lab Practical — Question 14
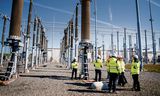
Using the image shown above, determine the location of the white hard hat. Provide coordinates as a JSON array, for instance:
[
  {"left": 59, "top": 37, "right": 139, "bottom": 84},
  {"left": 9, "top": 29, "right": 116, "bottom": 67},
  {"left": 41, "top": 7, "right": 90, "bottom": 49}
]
[
  {"left": 73, "top": 57, "right": 77, "bottom": 61},
  {"left": 118, "top": 55, "right": 123, "bottom": 58},
  {"left": 133, "top": 55, "right": 138, "bottom": 59},
  {"left": 111, "top": 52, "right": 117, "bottom": 57},
  {"left": 97, "top": 55, "right": 101, "bottom": 58}
]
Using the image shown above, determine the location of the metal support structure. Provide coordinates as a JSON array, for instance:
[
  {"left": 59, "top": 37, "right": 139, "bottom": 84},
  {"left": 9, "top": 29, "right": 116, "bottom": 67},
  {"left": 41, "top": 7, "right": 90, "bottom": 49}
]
[
  {"left": 111, "top": 33, "right": 114, "bottom": 53},
  {"left": 75, "top": 3, "right": 79, "bottom": 60},
  {"left": 117, "top": 31, "right": 119, "bottom": 55},
  {"left": 25, "top": 0, "right": 32, "bottom": 72},
  {"left": 79, "top": 0, "right": 91, "bottom": 80},
  {"left": 159, "top": 38, "right": 160, "bottom": 51},
  {"left": 135, "top": 0, "right": 143, "bottom": 70},
  {"left": 149, "top": 0, "right": 156, "bottom": 64},
  {"left": 144, "top": 30, "right": 148, "bottom": 64},
  {"left": 35, "top": 18, "right": 40, "bottom": 67},
  {"left": 68, "top": 23, "right": 71, "bottom": 68},
  {"left": 1, "top": 0, "right": 24, "bottom": 81},
  {"left": 70, "top": 19, "right": 74, "bottom": 64},
  {"left": 102, "top": 34, "right": 105, "bottom": 63},
  {"left": 31, "top": 17, "right": 37, "bottom": 68},
  {"left": 94, "top": 0, "right": 97, "bottom": 60},
  {"left": 0, "top": 16, "right": 7, "bottom": 67},
  {"left": 135, "top": 33, "right": 139, "bottom": 55},
  {"left": 123, "top": 28, "right": 127, "bottom": 63},
  {"left": 129, "top": 35, "right": 132, "bottom": 63}
]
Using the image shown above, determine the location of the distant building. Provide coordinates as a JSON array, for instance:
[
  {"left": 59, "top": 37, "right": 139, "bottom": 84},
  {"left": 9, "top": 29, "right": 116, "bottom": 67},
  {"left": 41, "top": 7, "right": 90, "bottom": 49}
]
[{"left": 47, "top": 48, "right": 60, "bottom": 63}]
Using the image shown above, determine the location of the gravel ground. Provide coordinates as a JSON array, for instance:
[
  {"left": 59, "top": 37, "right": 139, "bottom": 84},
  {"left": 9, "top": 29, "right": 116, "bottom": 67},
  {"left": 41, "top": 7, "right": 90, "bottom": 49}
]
[{"left": 0, "top": 63, "right": 160, "bottom": 96}]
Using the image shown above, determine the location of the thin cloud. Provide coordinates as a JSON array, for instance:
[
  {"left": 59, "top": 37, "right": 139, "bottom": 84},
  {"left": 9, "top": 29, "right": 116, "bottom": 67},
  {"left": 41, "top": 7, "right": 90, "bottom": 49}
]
[
  {"left": 146, "top": 0, "right": 160, "bottom": 7},
  {"left": 24, "top": 0, "right": 121, "bottom": 29},
  {"left": 24, "top": 0, "right": 73, "bottom": 14}
]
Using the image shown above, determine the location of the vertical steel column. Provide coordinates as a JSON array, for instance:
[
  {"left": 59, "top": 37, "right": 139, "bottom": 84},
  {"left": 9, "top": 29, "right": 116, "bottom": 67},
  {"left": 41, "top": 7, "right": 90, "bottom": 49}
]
[
  {"left": 80, "top": 0, "right": 91, "bottom": 80},
  {"left": 25, "top": 0, "right": 32, "bottom": 72},
  {"left": 35, "top": 18, "right": 40, "bottom": 67},
  {"left": 70, "top": 19, "right": 74, "bottom": 64},
  {"left": 75, "top": 3, "right": 79, "bottom": 60},
  {"left": 135, "top": 33, "right": 139, "bottom": 55},
  {"left": 129, "top": 35, "right": 132, "bottom": 63},
  {"left": 0, "top": 16, "right": 7, "bottom": 67},
  {"left": 68, "top": 23, "right": 71, "bottom": 68},
  {"left": 145, "top": 30, "right": 148, "bottom": 64},
  {"left": 159, "top": 38, "right": 160, "bottom": 51},
  {"left": 3, "top": 0, "right": 24, "bottom": 81},
  {"left": 94, "top": 0, "right": 97, "bottom": 60},
  {"left": 111, "top": 33, "right": 114, "bottom": 53},
  {"left": 31, "top": 17, "right": 37, "bottom": 69},
  {"left": 149, "top": 0, "right": 156, "bottom": 64},
  {"left": 117, "top": 31, "right": 119, "bottom": 55},
  {"left": 124, "top": 28, "right": 127, "bottom": 63},
  {"left": 102, "top": 34, "right": 105, "bottom": 63},
  {"left": 135, "top": 0, "right": 143, "bottom": 70}
]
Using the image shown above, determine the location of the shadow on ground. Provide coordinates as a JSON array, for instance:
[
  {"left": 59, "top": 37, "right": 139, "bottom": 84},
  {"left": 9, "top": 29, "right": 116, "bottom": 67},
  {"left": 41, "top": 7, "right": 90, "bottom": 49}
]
[
  {"left": 65, "top": 82, "right": 92, "bottom": 87},
  {"left": 19, "top": 75, "right": 71, "bottom": 80},
  {"left": 68, "top": 89, "right": 106, "bottom": 93}
]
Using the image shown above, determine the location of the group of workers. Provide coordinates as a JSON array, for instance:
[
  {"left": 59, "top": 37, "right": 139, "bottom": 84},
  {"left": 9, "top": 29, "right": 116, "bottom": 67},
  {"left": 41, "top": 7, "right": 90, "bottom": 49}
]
[{"left": 71, "top": 53, "right": 141, "bottom": 93}]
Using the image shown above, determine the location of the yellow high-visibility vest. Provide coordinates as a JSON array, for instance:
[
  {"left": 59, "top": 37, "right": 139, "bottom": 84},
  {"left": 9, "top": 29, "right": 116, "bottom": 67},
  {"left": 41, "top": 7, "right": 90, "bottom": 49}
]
[
  {"left": 71, "top": 62, "right": 78, "bottom": 69},
  {"left": 105, "top": 58, "right": 110, "bottom": 72},
  {"left": 108, "top": 57, "right": 120, "bottom": 74},
  {"left": 131, "top": 61, "right": 140, "bottom": 75},
  {"left": 93, "top": 59, "right": 102, "bottom": 70},
  {"left": 117, "top": 60, "right": 125, "bottom": 73}
]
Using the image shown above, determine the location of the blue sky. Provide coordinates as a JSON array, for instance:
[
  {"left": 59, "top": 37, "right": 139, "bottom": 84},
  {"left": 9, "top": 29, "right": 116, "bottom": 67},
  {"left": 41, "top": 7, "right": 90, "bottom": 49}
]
[{"left": 0, "top": 0, "right": 160, "bottom": 53}]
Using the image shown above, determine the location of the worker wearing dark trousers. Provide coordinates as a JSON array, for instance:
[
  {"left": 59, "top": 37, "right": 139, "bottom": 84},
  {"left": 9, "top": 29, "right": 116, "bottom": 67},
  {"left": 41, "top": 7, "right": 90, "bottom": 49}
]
[
  {"left": 108, "top": 53, "right": 120, "bottom": 93},
  {"left": 131, "top": 55, "right": 141, "bottom": 91},
  {"left": 117, "top": 55, "right": 127, "bottom": 86},
  {"left": 71, "top": 58, "right": 78, "bottom": 79},
  {"left": 93, "top": 55, "right": 102, "bottom": 81},
  {"left": 95, "top": 69, "right": 101, "bottom": 81}
]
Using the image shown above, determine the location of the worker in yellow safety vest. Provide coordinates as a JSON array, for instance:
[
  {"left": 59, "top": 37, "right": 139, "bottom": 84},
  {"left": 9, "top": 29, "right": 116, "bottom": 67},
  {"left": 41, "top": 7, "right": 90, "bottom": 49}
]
[
  {"left": 117, "top": 55, "right": 127, "bottom": 86},
  {"left": 93, "top": 55, "right": 102, "bottom": 81},
  {"left": 131, "top": 55, "right": 141, "bottom": 91},
  {"left": 71, "top": 57, "right": 78, "bottom": 79},
  {"left": 108, "top": 53, "right": 120, "bottom": 93},
  {"left": 105, "top": 56, "right": 111, "bottom": 79}
]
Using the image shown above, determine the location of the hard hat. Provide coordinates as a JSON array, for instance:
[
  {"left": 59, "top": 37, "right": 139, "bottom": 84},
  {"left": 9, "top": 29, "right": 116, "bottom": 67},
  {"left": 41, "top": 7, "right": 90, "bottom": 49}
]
[
  {"left": 133, "top": 55, "right": 138, "bottom": 59},
  {"left": 97, "top": 55, "right": 101, "bottom": 59},
  {"left": 111, "top": 52, "right": 117, "bottom": 57},
  {"left": 118, "top": 55, "right": 123, "bottom": 58},
  {"left": 73, "top": 57, "right": 77, "bottom": 61}
]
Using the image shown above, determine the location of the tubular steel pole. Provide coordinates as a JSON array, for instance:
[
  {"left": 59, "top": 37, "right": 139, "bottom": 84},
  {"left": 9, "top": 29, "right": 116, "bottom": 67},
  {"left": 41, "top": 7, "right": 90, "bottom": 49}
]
[
  {"left": 25, "top": 0, "right": 33, "bottom": 72},
  {"left": 129, "top": 35, "right": 132, "bottom": 63},
  {"left": 124, "top": 28, "right": 127, "bottom": 63},
  {"left": 149, "top": 0, "right": 156, "bottom": 64},
  {"left": 94, "top": 0, "right": 97, "bottom": 60},
  {"left": 111, "top": 33, "right": 114, "bottom": 53},
  {"left": 102, "top": 34, "right": 105, "bottom": 63},
  {"left": 68, "top": 23, "right": 71, "bottom": 68},
  {"left": 0, "top": 16, "right": 7, "bottom": 67},
  {"left": 35, "top": 18, "right": 40, "bottom": 67},
  {"left": 31, "top": 17, "right": 37, "bottom": 69},
  {"left": 135, "top": 0, "right": 143, "bottom": 70},
  {"left": 75, "top": 3, "right": 79, "bottom": 60},
  {"left": 145, "top": 30, "right": 148, "bottom": 64},
  {"left": 70, "top": 19, "right": 74, "bottom": 64},
  {"left": 159, "top": 38, "right": 160, "bottom": 51},
  {"left": 117, "top": 31, "right": 119, "bottom": 55}
]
